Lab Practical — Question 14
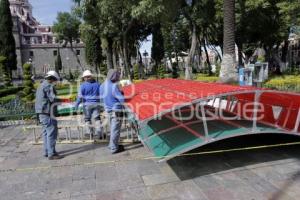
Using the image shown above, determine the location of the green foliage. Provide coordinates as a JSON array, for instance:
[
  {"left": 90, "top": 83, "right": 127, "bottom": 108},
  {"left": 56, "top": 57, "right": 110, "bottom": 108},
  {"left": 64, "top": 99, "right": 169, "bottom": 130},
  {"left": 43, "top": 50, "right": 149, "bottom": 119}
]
[
  {"left": 133, "top": 64, "right": 139, "bottom": 80},
  {"left": 236, "top": 0, "right": 300, "bottom": 56},
  {"left": 215, "top": 62, "right": 221, "bottom": 76},
  {"left": 0, "top": 94, "right": 16, "bottom": 104},
  {"left": 157, "top": 65, "right": 165, "bottom": 79},
  {"left": 264, "top": 75, "right": 300, "bottom": 92},
  {"left": 172, "top": 62, "right": 179, "bottom": 79},
  {"left": 53, "top": 12, "right": 81, "bottom": 45},
  {"left": 151, "top": 23, "right": 165, "bottom": 66},
  {"left": 80, "top": 24, "right": 103, "bottom": 69},
  {"left": 162, "top": 16, "right": 190, "bottom": 61},
  {"left": 0, "top": 0, "right": 17, "bottom": 73},
  {"left": 0, "top": 56, "right": 11, "bottom": 86},
  {"left": 67, "top": 69, "right": 74, "bottom": 81},
  {"left": 99, "top": 64, "right": 107, "bottom": 76},
  {"left": 195, "top": 74, "right": 219, "bottom": 82},
  {"left": 72, "top": 70, "right": 80, "bottom": 80},
  {"left": 22, "top": 63, "right": 35, "bottom": 102},
  {"left": 0, "top": 86, "right": 24, "bottom": 97}
]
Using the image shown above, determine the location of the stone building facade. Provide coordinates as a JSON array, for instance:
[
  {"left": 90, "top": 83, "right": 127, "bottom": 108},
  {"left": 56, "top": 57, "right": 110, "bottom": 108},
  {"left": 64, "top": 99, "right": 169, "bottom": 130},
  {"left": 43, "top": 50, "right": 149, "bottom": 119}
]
[{"left": 9, "top": 0, "right": 88, "bottom": 78}]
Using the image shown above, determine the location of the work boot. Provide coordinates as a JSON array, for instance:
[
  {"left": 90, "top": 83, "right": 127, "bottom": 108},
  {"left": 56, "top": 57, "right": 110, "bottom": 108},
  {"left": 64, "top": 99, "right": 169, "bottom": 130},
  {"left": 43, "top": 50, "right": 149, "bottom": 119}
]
[
  {"left": 44, "top": 151, "right": 58, "bottom": 158},
  {"left": 48, "top": 154, "right": 64, "bottom": 160},
  {"left": 112, "top": 145, "right": 125, "bottom": 154}
]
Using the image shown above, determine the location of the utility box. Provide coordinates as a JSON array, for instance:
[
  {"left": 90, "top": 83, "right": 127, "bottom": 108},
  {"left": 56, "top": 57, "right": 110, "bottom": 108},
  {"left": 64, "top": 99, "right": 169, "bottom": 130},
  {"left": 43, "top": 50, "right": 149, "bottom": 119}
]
[
  {"left": 253, "top": 63, "right": 268, "bottom": 87},
  {"left": 239, "top": 67, "right": 253, "bottom": 86}
]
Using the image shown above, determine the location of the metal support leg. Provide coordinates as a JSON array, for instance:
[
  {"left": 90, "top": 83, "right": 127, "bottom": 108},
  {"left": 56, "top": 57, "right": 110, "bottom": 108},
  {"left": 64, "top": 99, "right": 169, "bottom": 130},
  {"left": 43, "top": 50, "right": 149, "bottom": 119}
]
[
  {"left": 200, "top": 104, "right": 209, "bottom": 141},
  {"left": 33, "top": 128, "right": 37, "bottom": 143},
  {"left": 252, "top": 91, "right": 262, "bottom": 132},
  {"left": 293, "top": 109, "right": 300, "bottom": 132}
]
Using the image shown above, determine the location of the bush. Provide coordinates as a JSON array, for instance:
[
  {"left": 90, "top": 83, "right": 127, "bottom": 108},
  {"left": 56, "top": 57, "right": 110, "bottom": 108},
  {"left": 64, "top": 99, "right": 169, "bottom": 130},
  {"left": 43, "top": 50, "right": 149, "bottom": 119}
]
[
  {"left": 195, "top": 74, "right": 219, "bottom": 82},
  {"left": 264, "top": 75, "right": 300, "bottom": 93},
  {"left": 100, "top": 64, "right": 107, "bottom": 76},
  {"left": 157, "top": 65, "right": 165, "bottom": 79},
  {"left": 0, "top": 94, "right": 16, "bottom": 104},
  {"left": 0, "top": 86, "right": 24, "bottom": 97},
  {"left": 0, "top": 56, "right": 11, "bottom": 86},
  {"left": 22, "top": 63, "right": 35, "bottom": 102},
  {"left": 172, "top": 63, "right": 179, "bottom": 79},
  {"left": 133, "top": 64, "right": 139, "bottom": 80},
  {"left": 215, "top": 62, "right": 221, "bottom": 76},
  {"left": 133, "top": 79, "right": 144, "bottom": 84}
]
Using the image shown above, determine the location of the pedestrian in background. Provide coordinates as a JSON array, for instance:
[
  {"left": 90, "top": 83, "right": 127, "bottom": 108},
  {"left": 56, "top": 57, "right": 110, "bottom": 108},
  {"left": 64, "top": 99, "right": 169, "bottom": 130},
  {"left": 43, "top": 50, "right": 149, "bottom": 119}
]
[
  {"left": 35, "top": 71, "right": 63, "bottom": 160},
  {"left": 100, "top": 69, "right": 125, "bottom": 154},
  {"left": 75, "top": 70, "right": 103, "bottom": 139}
]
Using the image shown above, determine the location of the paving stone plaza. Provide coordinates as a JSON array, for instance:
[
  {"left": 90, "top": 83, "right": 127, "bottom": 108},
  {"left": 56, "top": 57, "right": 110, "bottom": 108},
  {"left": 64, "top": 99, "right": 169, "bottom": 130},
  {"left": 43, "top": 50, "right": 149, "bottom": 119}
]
[{"left": 1, "top": 123, "right": 300, "bottom": 200}]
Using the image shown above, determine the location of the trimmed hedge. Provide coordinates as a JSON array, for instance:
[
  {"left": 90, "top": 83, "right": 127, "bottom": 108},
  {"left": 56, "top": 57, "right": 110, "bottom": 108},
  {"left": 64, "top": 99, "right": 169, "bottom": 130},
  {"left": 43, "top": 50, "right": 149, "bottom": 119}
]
[
  {"left": 0, "top": 94, "right": 16, "bottom": 104},
  {"left": 0, "top": 86, "right": 24, "bottom": 97},
  {"left": 195, "top": 74, "right": 219, "bottom": 82},
  {"left": 264, "top": 75, "right": 300, "bottom": 93}
]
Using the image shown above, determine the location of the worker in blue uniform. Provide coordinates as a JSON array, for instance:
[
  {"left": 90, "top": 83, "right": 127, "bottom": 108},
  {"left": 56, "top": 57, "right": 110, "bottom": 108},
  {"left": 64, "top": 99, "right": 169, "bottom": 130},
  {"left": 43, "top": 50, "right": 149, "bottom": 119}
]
[
  {"left": 100, "top": 69, "right": 125, "bottom": 154},
  {"left": 35, "top": 71, "right": 63, "bottom": 160},
  {"left": 75, "top": 70, "right": 103, "bottom": 139}
]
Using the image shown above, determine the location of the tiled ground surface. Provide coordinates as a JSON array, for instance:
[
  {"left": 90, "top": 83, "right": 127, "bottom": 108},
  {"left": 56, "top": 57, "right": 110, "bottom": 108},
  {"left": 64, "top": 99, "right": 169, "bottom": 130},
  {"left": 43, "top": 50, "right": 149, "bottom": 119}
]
[{"left": 1, "top": 125, "right": 300, "bottom": 200}]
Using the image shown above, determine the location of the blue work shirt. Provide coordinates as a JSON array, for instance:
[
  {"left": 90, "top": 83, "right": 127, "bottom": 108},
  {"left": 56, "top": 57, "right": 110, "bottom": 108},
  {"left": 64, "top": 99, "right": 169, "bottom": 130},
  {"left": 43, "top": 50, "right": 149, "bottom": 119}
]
[
  {"left": 100, "top": 80, "right": 124, "bottom": 112},
  {"left": 35, "top": 80, "right": 58, "bottom": 115},
  {"left": 75, "top": 80, "right": 101, "bottom": 108}
]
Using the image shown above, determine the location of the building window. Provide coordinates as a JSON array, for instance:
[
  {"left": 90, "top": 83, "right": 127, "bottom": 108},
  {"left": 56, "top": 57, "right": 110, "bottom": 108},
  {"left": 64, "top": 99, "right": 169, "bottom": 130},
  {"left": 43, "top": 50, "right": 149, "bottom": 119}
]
[
  {"left": 76, "top": 50, "right": 81, "bottom": 55},
  {"left": 53, "top": 50, "right": 57, "bottom": 56},
  {"left": 29, "top": 51, "right": 34, "bottom": 57}
]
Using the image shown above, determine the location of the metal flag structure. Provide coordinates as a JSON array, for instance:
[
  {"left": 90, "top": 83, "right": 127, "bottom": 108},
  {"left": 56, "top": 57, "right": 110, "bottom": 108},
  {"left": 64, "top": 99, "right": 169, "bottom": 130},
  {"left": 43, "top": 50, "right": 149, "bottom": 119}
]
[{"left": 123, "top": 79, "right": 300, "bottom": 162}]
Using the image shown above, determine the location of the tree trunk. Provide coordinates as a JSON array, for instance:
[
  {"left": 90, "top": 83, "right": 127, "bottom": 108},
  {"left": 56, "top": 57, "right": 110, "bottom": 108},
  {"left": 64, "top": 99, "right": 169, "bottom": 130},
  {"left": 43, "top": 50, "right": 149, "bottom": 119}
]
[
  {"left": 237, "top": 42, "right": 243, "bottom": 66},
  {"left": 197, "top": 42, "right": 202, "bottom": 71},
  {"left": 122, "top": 34, "right": 132, "bottom": 79},
  {"left": 203, "top": 39, "right": 212, "bottom": 75},
  {"left": 106, "top": 37, "right": 114, "bottom": 70},
  {"left": 219, "top": 0, "right": 237, "bottom": 83},
  {"left": 281, "top": 40, "right": 289, "bottom": 63},
  {"left": 95, "top": 63, "right": 99, "bottom": 81},
  {"left": 70, "top": 41, "right": 84, "bottom": 71},
  {"left": 185, "top": 23, "right": 197, "bottom": 80},
  {"left": 112, "top": 46, "right": 118, "bottom": 69}
]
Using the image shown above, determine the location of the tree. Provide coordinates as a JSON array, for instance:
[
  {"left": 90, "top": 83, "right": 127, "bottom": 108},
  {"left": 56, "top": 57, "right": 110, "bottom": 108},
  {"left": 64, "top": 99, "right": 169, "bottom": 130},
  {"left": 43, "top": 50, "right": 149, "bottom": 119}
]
[
  {"left": 55, "top": 48, "right": 62, "bottom": 74},
  {"left": 53, "top": 12, "right": 82, "bottom": 70},
  {"left": 133, "top": 63, "right": 139, "bottom": 80},
  {"left": 0, "top": 0, "right": 17, "bottom": 80},
  {"left": 157, "top": 65, "right": 165, "bottom": 79},
  {"left": 80, "top": 24, "right": 103, "bottom": 77},
  {"left": 22, "top": 63, "right": 34, "bottom": 102},
  {"left": 0, "top": 56, "right": 11, "bottom": 86},
  {"left": 151, "top": 23, "right": 165, "bottom": 73},
  {"left": 219, "top": 0, "right": 236, "bottom": 83}
]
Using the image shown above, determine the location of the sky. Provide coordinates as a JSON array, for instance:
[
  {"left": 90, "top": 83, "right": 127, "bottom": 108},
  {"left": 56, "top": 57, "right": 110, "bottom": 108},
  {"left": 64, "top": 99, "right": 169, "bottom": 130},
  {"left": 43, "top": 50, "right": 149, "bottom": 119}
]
[
  {"left": 29, "top": 0, "right": 152, "bottom": 55},
  {"left": 30, "top": 0, "right": 74, "bottom": 25}
]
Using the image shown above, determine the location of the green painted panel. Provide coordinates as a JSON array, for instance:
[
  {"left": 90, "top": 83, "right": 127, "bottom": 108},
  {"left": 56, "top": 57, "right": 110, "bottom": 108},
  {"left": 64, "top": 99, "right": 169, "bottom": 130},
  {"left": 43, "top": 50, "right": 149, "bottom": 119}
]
[
  {"left": 140, "top": 117, "right": 280, "bottom": 159},
  {"left": 144, "top": 127, "right": 203, "bottom": 157}
]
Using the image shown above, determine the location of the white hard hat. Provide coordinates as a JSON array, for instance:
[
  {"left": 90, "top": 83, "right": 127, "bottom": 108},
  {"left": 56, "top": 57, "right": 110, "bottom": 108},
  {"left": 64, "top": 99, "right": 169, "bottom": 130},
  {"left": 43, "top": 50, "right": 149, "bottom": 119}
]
[
  {"left": 82, "top": 70, "right": 93, "bottom": 78},
  {"left": 45, "top": 71, "right": 60, "bottom": 80}
]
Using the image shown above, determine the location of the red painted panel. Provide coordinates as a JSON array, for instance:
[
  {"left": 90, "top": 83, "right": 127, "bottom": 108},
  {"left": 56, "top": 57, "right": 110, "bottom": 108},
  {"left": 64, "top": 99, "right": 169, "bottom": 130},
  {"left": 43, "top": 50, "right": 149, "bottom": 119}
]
[{"left": 123, "top": 79, "right": 300, "bottom": 133}]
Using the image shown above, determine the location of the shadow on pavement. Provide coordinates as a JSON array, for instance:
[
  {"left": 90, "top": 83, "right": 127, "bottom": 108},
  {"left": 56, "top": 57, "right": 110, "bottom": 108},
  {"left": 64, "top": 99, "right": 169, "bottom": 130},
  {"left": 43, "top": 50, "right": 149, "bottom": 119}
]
[
  {"left": 168, "top": 134, "right": 300, "bottom": 181},
  {"left": 58, "top": 143, "right": 104, "bottom": 157}
]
